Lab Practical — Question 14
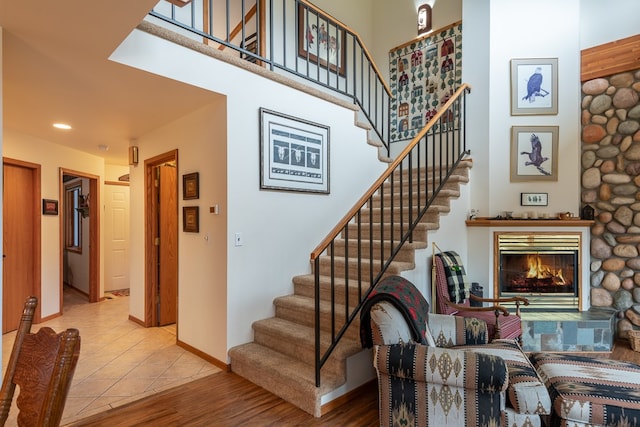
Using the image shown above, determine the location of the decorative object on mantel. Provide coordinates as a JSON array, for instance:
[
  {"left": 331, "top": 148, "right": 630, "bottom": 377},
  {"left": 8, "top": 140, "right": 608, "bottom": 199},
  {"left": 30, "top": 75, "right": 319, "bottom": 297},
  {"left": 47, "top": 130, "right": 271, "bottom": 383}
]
[
  {"left": 557, "top": 212, "right": 574, "bottom": 220},
  {"left": 581, "top": 204, "right": 594, "bottom": 220}
]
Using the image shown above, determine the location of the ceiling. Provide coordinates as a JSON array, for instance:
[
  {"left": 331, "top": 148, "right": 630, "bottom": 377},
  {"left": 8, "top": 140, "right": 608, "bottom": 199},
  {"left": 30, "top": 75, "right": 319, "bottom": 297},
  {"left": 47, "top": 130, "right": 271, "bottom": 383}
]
[{"left": 0, "top": 0, "right": 217, "bottom": 165}]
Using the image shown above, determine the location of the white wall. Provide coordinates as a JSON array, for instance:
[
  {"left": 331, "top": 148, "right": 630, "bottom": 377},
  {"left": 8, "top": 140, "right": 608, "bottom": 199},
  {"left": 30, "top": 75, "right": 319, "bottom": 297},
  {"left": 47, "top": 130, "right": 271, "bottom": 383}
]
[
  {"left": 112, "top": 28, "right": 386, "bottom": 360},
  {"left": 3, "top": 130, "right": 105, "bottom": 318},
  {"left": 580, "top": 0, "right": 640, "bottom": 49}
]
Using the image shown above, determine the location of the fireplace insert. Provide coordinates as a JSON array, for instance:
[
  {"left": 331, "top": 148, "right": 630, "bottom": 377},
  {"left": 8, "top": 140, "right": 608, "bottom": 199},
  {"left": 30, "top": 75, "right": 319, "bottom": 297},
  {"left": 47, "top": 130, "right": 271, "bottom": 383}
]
[{"left": 495, "top": 233, "right": 580, "bottom": 310}]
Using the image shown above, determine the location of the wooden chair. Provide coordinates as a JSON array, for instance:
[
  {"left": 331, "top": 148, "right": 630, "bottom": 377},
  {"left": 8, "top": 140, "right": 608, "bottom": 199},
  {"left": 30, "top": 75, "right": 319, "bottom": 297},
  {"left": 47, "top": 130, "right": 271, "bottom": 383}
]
[
  {"left": 432, "top": 246, "right": 528, "bottom": 343},
  {"left": 0, "top": 296, "right": 81, "bottom": 427}
]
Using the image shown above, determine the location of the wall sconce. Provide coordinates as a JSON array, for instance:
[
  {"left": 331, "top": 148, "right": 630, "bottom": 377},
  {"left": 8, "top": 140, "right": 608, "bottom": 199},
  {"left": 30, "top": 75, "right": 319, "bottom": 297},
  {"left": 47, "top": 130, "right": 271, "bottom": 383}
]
[
  {"left": 417, "top": 4, "right": 432, "bottom": 36},
  {"left": 129, "top": 146, "right": 139, "bottom": 166}
]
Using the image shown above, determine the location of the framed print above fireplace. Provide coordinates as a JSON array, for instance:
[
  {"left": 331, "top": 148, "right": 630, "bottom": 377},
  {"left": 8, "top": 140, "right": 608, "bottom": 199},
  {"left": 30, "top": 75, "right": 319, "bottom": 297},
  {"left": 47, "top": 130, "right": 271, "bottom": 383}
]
[
  {"left": 510, "top": 125, "right": 558, "bottom": 182},
  {"left": 510, "top": 58, "right": 558, "bottom": 115}
]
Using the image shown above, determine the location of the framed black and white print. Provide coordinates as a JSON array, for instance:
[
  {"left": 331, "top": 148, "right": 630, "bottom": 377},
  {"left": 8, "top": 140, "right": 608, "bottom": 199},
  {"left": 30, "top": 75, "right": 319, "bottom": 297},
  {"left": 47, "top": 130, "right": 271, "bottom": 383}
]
[
  {"left": 510, "top": 58, "right": 558, "bottom": 115},
  {"left": 521, "top": 192, "right": 548, "bottom": 206},
  {"left": 259, "top": 108, "right": 329, "bottom": 194},
  {"left": 510, "top": 126, "right": 558, "bottom": 182}
]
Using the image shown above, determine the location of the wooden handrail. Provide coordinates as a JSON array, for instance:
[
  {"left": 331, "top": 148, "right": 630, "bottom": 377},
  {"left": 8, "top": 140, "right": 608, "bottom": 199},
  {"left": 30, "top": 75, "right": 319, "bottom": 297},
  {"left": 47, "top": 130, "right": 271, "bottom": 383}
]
[
  {"left": 298, "top": 0, "right": 392, "bottom": 97},
  {"left": 310, "top": 83, "right": 471, "bottom": 259}
]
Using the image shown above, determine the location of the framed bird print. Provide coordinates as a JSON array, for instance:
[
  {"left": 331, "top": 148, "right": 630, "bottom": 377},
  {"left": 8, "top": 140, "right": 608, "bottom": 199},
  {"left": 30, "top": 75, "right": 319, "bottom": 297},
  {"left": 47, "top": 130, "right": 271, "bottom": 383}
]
[
  {"left": 510, "top": 58, "right": 558, "bottom": 115},
  {"left": 510, "top": 126, "right": 558, "bottom": 182}
]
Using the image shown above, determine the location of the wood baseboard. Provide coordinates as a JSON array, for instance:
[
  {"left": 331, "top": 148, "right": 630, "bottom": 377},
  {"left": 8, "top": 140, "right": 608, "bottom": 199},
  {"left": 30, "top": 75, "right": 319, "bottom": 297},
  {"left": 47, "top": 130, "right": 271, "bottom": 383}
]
[{"left": 177, "top": 339, "right": 230, "bottom": 372}]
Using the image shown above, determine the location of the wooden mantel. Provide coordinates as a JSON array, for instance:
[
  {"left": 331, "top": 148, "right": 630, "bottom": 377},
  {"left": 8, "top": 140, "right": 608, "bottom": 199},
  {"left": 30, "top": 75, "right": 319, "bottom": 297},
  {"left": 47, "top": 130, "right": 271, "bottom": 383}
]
[{"left": 466, "top": 217, "right": 594, "bottom": 227}]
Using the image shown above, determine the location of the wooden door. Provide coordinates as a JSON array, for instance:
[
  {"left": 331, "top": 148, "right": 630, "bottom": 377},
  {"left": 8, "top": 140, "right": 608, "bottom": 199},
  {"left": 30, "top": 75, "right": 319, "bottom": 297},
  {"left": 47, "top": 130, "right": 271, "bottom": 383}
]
[
  {"left": 157, "top": 164, "right": 177, "bottom": 325},
  {"left": 104, "top": 183, "right": 130, "bottom": 291},
  {"left": 3, "top": 159, "right": 40, "bottom": 333}
]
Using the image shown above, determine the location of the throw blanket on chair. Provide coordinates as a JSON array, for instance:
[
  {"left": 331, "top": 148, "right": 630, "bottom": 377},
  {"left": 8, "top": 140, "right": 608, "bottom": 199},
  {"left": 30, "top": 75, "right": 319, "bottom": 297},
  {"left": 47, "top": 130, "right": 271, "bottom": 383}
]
[
  {"left": 360, "top": 276, "right": 430, "bottom": 348},
  {"left": 437, "top": 251, "right": 471, "bottom": 304}
]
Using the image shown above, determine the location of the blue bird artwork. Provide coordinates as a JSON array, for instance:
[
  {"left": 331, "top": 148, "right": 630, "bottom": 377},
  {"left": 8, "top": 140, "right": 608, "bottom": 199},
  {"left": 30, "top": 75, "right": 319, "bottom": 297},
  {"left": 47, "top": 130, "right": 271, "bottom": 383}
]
[
  {"left": 520, "top": 133, "right": 551, "bottom": 175},
  {"left": 522, "top": 67, "right": 549, "bottom": 103}
]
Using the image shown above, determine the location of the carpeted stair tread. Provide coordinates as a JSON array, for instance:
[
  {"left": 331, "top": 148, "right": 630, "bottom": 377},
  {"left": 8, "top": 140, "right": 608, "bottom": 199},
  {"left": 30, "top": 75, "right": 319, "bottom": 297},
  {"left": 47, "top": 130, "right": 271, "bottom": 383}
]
[
  {"left": 229, "top": 342, "right": 344, "bottom": 417},
  {"left": 274, "top": 294, "right": 362, "bottom": 339},
  {"left": 252, "top": 317, "right": 361, "bottom": 360}
]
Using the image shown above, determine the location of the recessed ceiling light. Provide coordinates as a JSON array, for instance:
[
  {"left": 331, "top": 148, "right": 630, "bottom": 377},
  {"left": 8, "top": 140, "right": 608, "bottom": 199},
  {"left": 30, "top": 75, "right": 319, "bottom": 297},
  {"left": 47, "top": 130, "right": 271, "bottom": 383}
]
[
  {"left": 98, "top": 144, "right": 109, "bottom": 151},
  {"left": 53, "top": 123, "right": 72, "bottom": 130}
]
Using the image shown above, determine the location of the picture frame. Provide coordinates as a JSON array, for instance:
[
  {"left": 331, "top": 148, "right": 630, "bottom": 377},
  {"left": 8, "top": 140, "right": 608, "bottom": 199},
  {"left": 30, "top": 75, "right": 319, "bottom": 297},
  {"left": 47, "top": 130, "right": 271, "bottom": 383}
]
[
  {"left": 521, "top": 192, "right": 548, "bottom": 206},
  {"left": 297, "top": 4, "right": 346, "bottom": 76},
  {"left": 259, "top": 108, "right": 330, "bottom": 194},
  {"left": 182, "top": 206, "right": 199, "bottom": 233},
  {"left": 510, "top": 126, "right": 559, "bottom": 182},
  {"left": 510, "top": 58, "right": 558, "bottom": 115},
  {"left": 182, "top": 172, "right": 199, "bottom": 200},
  {"left": 42, "top": 199, "right": 58, "bottom": 215}
]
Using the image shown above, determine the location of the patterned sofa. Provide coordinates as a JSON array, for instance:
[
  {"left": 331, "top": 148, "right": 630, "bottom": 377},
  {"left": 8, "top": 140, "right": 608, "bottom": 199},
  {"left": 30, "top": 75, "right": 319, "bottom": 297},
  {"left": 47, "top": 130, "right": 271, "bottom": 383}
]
[
  {"left": 360, "top": 276, "right": 551, "bottom": 427},
  {"left": 531, "top": 352, "right": 640, "bottom": 426}
]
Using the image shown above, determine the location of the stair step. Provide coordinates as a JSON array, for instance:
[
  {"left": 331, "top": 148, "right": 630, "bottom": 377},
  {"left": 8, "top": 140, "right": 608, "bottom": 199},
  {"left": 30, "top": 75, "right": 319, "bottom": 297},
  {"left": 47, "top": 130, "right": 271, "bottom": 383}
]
[
  {"left": 315, "top": 256, "right": 415, "bottom": 280},
  {"left": 252, "top": 317, "right": 361, "bottom": 377},
  {"left": 293, "top": 274, "right": 378, "bottom": 305},
  {"left": 274, "top": 294, "right": 362, "bottom": 340},
  {"left": 329, "top": 238, "right": 421, "bottom": 263},
  {"left": 229, "top": 342, "right": 343, "bottom": 417}
]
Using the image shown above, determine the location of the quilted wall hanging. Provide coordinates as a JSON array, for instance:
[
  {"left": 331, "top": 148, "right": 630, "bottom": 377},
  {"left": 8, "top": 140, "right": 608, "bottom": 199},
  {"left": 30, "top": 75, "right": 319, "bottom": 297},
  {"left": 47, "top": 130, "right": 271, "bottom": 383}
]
[{"left": 389, "top": 21, "right": 462, "bottom": 143}]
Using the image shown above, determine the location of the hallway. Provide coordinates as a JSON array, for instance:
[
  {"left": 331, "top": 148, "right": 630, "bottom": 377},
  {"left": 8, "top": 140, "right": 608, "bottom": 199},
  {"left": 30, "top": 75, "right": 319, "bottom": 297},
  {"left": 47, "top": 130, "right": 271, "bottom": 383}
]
[{"left": 1, "top": 288, "right": 221, "bottom": 426}]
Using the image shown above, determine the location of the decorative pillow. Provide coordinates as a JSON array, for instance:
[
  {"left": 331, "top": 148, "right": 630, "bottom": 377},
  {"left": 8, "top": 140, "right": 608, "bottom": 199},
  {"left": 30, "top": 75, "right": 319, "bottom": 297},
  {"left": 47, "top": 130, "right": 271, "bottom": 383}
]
[
  {"left": 370, "top": 301, "right": 436, "bottom": 346},
  {"left": 437, "top": 251, "right": 471, "bottom": 303}
]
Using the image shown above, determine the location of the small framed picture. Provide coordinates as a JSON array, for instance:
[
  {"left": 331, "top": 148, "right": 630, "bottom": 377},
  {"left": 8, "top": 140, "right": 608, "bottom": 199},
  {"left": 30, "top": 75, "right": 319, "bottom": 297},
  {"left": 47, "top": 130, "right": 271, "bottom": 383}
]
[
  {"left": 42, "top": 199, "right": 58, "bottom": 215},
  {"left": 510, "top": 58, "right": 558, "bottom": 115},
  {"left": 183, "top": 206, "right": 199, "bottom": 233},
  {"left": 183, "top": 172, "right": 199, "bottom": 200},
  {"left": 521, "top": 193, "right": 548, "bottom": 206}
]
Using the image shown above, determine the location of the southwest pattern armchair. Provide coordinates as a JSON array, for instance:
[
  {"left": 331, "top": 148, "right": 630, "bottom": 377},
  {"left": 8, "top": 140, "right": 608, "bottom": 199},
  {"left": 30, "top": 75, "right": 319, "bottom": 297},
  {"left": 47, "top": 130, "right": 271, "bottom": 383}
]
[{"left": 361, "top": 276, "right": 550, "bottom": 427}]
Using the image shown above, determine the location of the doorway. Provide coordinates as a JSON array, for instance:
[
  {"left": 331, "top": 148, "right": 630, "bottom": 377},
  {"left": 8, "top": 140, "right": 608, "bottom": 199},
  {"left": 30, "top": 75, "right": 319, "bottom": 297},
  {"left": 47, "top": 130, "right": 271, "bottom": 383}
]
[
  {"left": 144, "top": 150, "right": 178, "bottom": 327},
  {"left": 2, "top": 158, "right": 41, "bottom": 333},
  {"left": 59, "top": 169, "right": 99, "bottom": 305}
]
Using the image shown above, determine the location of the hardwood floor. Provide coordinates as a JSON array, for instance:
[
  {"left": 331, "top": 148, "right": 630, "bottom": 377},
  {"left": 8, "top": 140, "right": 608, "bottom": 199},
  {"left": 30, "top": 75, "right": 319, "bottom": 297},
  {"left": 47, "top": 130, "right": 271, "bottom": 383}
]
[{"left": 68, "top": 339, "right": 640, "bottom": 426}]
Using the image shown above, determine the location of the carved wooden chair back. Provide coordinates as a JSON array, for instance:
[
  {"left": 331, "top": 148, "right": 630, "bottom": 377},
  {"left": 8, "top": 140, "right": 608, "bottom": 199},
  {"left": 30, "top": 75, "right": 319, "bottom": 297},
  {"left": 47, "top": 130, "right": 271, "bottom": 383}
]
[{"left": 0, "top": 296, "right": 81, "bottom": 427}]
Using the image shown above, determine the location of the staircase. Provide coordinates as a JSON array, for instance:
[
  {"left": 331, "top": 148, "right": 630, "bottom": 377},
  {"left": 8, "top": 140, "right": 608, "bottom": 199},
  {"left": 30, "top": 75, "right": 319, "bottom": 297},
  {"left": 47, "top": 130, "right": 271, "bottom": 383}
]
[{"left": 228, "top": 159, "right": 473, "bottom": 417}]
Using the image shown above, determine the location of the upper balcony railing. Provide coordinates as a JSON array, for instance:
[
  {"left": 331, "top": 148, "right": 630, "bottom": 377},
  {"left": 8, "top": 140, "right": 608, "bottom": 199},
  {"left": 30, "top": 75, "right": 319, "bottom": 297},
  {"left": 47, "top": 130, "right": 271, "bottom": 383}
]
[{"left": 148, "top": 0, "right": 392, "bottom": 154}]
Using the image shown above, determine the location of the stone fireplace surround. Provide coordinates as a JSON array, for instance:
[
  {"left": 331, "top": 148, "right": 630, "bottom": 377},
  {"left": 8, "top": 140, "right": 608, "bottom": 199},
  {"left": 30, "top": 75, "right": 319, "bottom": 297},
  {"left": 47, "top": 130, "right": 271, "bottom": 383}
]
[{"left": 466, "top": 219, "right": 614, "bottom": 352}]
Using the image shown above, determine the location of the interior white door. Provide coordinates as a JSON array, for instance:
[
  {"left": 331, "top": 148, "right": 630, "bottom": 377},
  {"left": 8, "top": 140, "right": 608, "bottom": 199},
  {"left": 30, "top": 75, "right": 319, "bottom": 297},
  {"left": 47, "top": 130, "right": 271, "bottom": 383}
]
[{"left": 104, "top": 183, "right": 130, "bottom": 292}]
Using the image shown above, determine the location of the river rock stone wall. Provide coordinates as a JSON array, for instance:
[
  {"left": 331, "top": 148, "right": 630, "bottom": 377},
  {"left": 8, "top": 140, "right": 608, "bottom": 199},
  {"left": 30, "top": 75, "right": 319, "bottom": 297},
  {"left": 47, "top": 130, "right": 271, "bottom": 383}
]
[{"left": 582, "top": 69, "right": 640, "bottom": 338}]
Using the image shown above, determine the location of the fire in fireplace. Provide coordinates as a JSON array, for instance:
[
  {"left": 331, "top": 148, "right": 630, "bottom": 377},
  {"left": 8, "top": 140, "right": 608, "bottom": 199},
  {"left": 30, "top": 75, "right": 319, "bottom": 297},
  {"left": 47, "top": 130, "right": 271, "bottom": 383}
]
[{"left": 495, "top": 233, "right": 580, "bottom": 310}]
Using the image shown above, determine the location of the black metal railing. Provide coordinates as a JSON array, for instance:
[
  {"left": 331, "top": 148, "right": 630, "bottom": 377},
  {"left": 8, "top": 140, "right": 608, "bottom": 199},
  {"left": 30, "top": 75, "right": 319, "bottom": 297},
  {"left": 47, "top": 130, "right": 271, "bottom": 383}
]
[
  {"left": 310, "top": 84, "right": 470, "bottom": 385},
  {"left": 148, "top": 0, "right": 391, "bottom": 154},
  {"left": 148, "top": 0, "right": 471, "bottom": 388}
]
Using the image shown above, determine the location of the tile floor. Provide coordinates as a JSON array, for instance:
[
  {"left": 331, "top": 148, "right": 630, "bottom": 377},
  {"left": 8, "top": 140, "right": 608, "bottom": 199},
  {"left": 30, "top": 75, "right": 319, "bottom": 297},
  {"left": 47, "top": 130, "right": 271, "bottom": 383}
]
[{"left": 1, "top": 288, "right": 221, "bottom": 426}]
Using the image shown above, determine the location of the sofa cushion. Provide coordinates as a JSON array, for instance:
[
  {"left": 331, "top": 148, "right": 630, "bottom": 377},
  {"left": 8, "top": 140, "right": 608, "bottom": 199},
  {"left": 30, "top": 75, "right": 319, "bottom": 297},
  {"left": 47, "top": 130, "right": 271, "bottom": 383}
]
[
  {"left": 531, "top": 352, "right": 640, "bottom": 426},
  {"left": 369, "top": 301, "right": 436, "bottom": 346},
  {"left": 428, "top": 313, "right": 489, "bottom": 347},
  {"left": 463, "top": 339, "right": 551, "bottom": 415}
]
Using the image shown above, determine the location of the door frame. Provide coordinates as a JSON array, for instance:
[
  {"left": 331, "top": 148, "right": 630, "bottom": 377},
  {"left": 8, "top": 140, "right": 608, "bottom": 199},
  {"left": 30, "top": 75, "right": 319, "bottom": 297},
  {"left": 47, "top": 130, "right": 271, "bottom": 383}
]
[
  {"left": 144, "top": 149, "right": 178, "bottom": 327},
  {"left": 59, "top": 168, "right": 100, "bottom": 305},
  {"left": 3, "top": 157, "right": 41, "bottom": 324}
]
